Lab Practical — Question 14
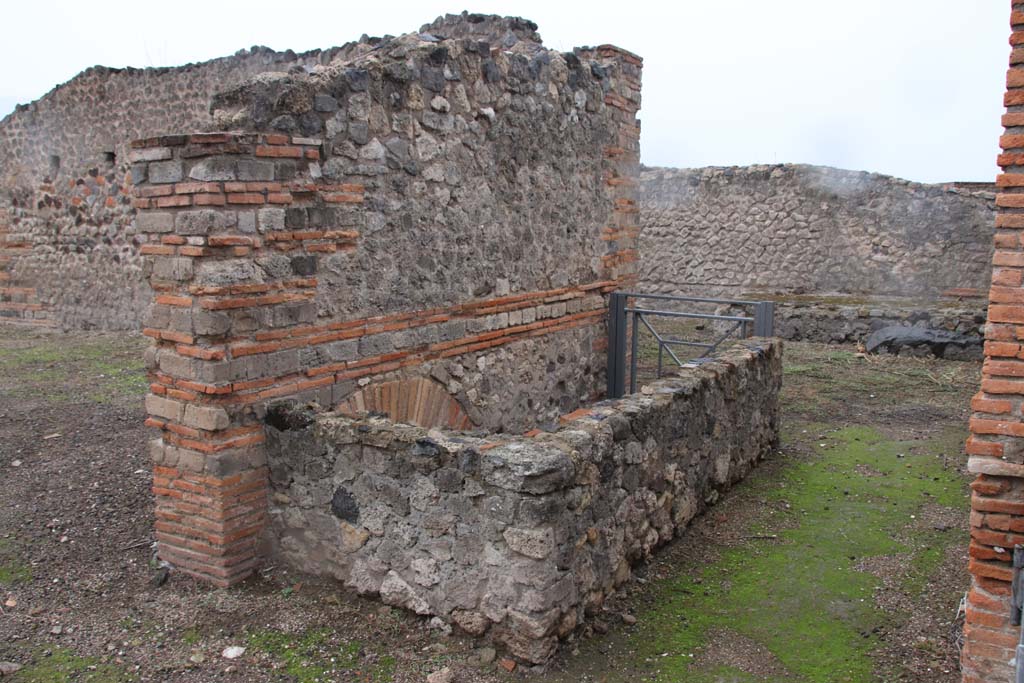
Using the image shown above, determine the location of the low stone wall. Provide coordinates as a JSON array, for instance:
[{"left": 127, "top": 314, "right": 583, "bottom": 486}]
[
  {"left": 263, "top": 339, "right": 781, "bottom": 663},
  {"left": 768, "top": 296, "right": 986, "bottom": 359}
]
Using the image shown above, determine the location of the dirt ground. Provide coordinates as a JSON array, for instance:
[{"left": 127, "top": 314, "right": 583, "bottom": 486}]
[{"left": 0, "top": 325, "right": 976, "bottom": 682}]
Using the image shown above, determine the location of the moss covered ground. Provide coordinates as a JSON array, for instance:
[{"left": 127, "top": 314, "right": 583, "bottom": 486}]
[
  {"left": 618, "top": 425, "right": 965, "bottom": 682},
  {"left": 550, "top": 340, "right": 974, "bottom": 683}
]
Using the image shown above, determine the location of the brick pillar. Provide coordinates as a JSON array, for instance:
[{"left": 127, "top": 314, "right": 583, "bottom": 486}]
[
  {"left": 0, "top": 191, "right": 49, "bottom": 325},
  {"left": 594, "top": 45, "right": 643, "bottom": 288},
  {"left": 132, "top": 132, "right": 351, "bottom": 586},
  {"left": 963, "top": 5, "right": 1024, "bottom": 680}
]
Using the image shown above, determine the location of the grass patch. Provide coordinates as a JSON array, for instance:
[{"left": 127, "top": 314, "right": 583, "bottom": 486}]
[
  {"left": 247, "top": 627, "right": 393, "bottom": 683},
  {"left": 180, "top": 627, "right": 201, "bottom": 647},
  {"left": 0, "top": 538, "right": 31, "bottom": 585},
  {"left": 603, "top": 425, "right": 966, "bottom": 683},
  {"left": 368, "top": 655, "right": 396, "bottom": 682},
  {"left": 0, "top": 331, "right": 148, "bottom": 404},
  {"left": 777, "top": 341, "right": 978, "bottom": 419},
  {"left": 11, "top": 647, "right": 132, "bottom": 682}
]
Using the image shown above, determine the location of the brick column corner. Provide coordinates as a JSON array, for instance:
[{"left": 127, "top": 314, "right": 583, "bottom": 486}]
[
  {"left": 593, "top": 45, "right": 643, "bottom": 288},
  {"left": 963, "top": 4, "right": 1024, "bottom": 680},
  {"left": 132, "top": 132, "right": 346, "bottom": 586}
]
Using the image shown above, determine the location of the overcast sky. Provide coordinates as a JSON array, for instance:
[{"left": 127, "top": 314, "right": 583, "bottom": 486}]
[{"left": 0, "top": 1, "right": 1009, "bottom": 183}]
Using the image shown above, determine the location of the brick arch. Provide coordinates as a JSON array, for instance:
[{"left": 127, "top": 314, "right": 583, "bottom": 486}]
[{"left": 337, "top": 377, "right": 473, "bottom": 430}]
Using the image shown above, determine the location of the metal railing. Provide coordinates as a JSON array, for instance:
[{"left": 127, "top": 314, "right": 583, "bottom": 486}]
[{"left": 606, "top": 292, "right": 775, "bottom": 398}]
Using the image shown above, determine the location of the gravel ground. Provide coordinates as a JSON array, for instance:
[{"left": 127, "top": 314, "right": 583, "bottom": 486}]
[{"left": 0, "top": 328, "right": 976, "bottom": 682}]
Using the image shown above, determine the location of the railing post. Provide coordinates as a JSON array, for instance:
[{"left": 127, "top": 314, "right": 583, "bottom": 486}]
[
  {"left": 629, "top": 310, "right": 640, "bottom": 395},
  {"left": 754, "top": 301, "right": 775, "bottom": 337},
  {"left": 606, "top": 292, "right": 627, "bottom": 399}
]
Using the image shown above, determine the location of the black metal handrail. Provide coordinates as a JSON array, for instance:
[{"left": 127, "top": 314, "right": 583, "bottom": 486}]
[{"left": 606, "top": 292, "right": 775, "bottom": 398}]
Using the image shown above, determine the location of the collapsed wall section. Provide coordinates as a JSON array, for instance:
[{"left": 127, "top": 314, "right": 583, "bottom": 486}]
[
  {"left": 265, "top": 340, "right": 781, "bottom": 663},
  {"left": 133, "top": 20, "right": 642, "bottom": 585},
  {"left": 771, "top": 297, "right": 985, "bottom": 356}
]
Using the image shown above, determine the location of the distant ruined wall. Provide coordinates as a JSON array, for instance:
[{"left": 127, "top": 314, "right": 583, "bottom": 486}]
[
  {"left": 0, "top": 46, "right": 344, "bottom": 328},
  {"left": 639, "top": 164, "right": 997, "bottom": 300}
]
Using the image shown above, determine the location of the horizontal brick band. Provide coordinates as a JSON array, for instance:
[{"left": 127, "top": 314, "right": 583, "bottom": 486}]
[
  {"left": 233, "top": 281, "right": 614, "bottom": 349},
  {"left": 151, "top": 307, "right": 607, "bottom": 406}
]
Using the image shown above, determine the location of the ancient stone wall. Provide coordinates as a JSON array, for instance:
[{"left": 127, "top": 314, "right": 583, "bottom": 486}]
[
  {"left": 0, "top": 46, "right": 345, "bottom": 328},
  {"left": 264, "top": 339, "right": 781, "bottom": 663},
  {"left": 134, "top": 15, "right": 643, "bottom": 586},
  {"left": 639, "top": 164, "right": 996, "bottom": 301}
]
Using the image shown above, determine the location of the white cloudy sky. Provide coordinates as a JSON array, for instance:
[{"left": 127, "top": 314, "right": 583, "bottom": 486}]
[{"left": 0, "top": 1, "right": 1009, "bottom": 183}]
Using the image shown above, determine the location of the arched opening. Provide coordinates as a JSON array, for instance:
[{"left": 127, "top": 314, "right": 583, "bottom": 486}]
[{"left": 337, "top": 376, "right": 472, "bottom": 430}]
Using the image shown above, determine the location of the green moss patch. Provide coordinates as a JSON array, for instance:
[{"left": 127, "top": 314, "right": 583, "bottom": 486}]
[
  {"left": 11, "top": 648, "right": 132, "bottom": 682},
  {"left": 247, "top": 627, "right": 394, "bottom": 683},
  {"left": 588, "top": 425, "right": 966, "bottom": 683},
  {"left": 0, "top": 332, "right": 148, "bottom": 404},
  {"left": 0, "top": 538, "right": 31, "bottom": 585}
]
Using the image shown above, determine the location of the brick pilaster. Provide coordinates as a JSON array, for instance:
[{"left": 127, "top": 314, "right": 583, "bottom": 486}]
[
  {"left": 133, "top": 132, "right": 344, "bottom": 585},
  {"left": 964, "top": 4, "right": 1024, "bottom": 681},
  {"left": 0, "top": 193, "right": 50, "bottom": 325},
  {"left": 593, "top": 46, "right": 643, "bottom": 287}
]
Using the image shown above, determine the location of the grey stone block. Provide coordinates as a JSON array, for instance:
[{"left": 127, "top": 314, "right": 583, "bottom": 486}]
[
  {"left": 128, "top": 147, "right": 172, "bottom": 163},
  {"left": 176, "top": 209, "right": 237, "bottom": 235},
  {"left": 148, "top": 160, "right": 184, "bottom": 184},
  {"left": 136, "top": 212, "right": 174, "bottom": 233},
  {"left": 237, "top": 159, "right": 275, "bottom": 181},
  {"left": 358, "top": 333, "right": 394, "bottom": 357},
  {"left": 152, "top": 257, "right": 193, "bottom": 282},
  {"left": 193, "top": 310, "right": 232, "bottom": 336},
  {"left": 188, "top": 156, "right": 236, "bottom": 181}
]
